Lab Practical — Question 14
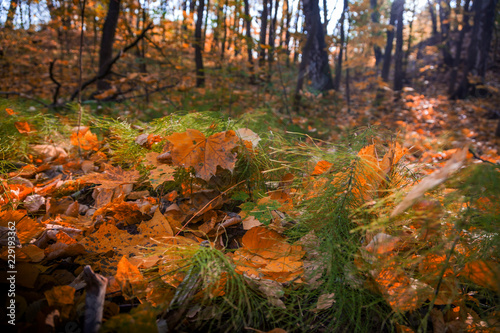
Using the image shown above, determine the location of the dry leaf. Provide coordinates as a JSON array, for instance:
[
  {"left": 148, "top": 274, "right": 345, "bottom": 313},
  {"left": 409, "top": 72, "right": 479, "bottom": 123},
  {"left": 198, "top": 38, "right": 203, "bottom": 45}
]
[
  {"left": 80, "top": 164, "right": 140, "bottom": 190},
  {"left": 138, "top": 208, "right": 174, "bottom": 237},
  {"left": 315, "top": 293, "right": 336, "bottom": 311},
  {"left": 166, "top": 129, "right": 238, "bottom": 181},
  {"left": 236, "top": 128, "right": 261, "bottom": 148}
]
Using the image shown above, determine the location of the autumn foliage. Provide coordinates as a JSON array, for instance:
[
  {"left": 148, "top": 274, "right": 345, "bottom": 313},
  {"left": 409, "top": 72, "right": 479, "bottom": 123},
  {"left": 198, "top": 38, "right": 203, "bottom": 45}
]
[{"left": 0, "top": 104, "right": 498, "bottom": 333}]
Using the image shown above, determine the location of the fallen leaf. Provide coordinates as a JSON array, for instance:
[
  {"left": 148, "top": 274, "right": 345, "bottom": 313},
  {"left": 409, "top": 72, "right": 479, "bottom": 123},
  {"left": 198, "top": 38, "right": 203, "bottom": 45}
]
[
  {"left": 80, "top": 164, "right": 140, "bottom": 190},
  {"left": 71, "top": 128, "right": 99, "bottom": 151},
  {"left": 15, "top": 121, "right": 34, "bottom": 133},
  {"left": 315, "top": 293, "right": 336, "bottom": 311},
  {"left": 138, "top": 208, "right": 174, "bottom": 237},
  {"left": 166, "top": 129, "right": 238, "bottom": 181}
]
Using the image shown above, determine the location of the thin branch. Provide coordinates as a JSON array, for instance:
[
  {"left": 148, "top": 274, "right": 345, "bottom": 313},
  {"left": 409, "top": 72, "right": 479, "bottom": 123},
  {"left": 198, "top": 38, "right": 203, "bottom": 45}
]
[
  {"left": 49, "top": 60, "right": 62, "bottom": 105},
  {"left": 70, "top": 23, "right": 154, "bottom": 101}
]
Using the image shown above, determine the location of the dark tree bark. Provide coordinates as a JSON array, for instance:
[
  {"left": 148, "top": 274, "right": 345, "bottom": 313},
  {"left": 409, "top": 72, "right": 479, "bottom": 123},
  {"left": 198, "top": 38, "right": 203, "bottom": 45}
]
[
  {"left": 243, "top": 0, "right": 256, "bottom": 83},
  {"left": 283, "top": 0, "right": 292, "bottom": 66},
  {"left": 5, "top": 0, "right": 20, "bottom": 29},
  {"left": 295, "top": 0, "right": 334, "bottom": 102},
  {"left": 393, "top": 0, "right": 405, "bottom": 91},
  {"left": 292, "top": 1, "right": 301, "bottom": 63},
  {"left": 268, "top": 0, "right": 279, "bottom": 76},
  {"left": 370, "top": 0, "right": 383, "bottom": 65},
  {"left": 381, "top": 0, "right": 398, "bottom": 82},
  {"left": 439, "top": 0, "right": 453, "bottom": 66},
  {"left": 453, "top": 0, "right": 499, "bottom": 99},
  {"left": 428, "top": 0, "right": 438, "bottom": 37},
  {"left": 448, "top": 0, "right": 471, "bottom": 96},
  {"left": 220, "top": 0, "right": 228, "bottom": 61},
  {"left": 403, "top": 0, "right": 416, "bottom": 74},
  {"left": 97, "top": 0, "right": 121, "bottom": 92},
  {"left": 232, "top": 0, "right": 241, "bottom": 56},
  {"left": 203, "top": 0, "right": 210, "bottom": 42},
  {"left": 334, "top": 0, "right": 347, "bottom": 90},
  {"left": 322, "top": 0, "right": 328, "bottom": 33},
  {"left": 194, "top": 0, "right": 206, "bottom": 86},
  {"left": 259, "top": 0, "right": 269, "bottom": 67}
]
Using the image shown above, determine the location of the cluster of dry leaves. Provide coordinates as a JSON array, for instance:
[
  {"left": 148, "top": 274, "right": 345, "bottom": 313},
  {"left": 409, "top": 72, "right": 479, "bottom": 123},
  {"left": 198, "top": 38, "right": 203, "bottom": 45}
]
[{"left": 1, "top": 108, "right": 499, "bottom": 332}]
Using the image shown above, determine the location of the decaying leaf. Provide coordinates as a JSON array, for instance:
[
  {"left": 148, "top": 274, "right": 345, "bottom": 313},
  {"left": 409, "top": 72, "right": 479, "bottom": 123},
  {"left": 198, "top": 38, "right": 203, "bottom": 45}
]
[
  {"left": 138, "top": 208, "right": 174, "bottom": 237},
  {"left": 145, "top": 152, "right": 175, "bottom": 189}
]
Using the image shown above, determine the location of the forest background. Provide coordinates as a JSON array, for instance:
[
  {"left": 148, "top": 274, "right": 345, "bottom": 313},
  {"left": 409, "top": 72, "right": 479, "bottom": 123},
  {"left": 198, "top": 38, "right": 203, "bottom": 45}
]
[{"left": 0, "top": 0, "right": 499, "bottom": 332}]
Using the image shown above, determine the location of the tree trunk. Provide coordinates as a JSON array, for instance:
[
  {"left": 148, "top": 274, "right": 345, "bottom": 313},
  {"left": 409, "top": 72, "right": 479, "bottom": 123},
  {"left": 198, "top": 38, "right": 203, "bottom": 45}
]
[
  {"left": 195, "top": 0, "right": 206, "bottom": 86},
  {"left": 381, "top": 0, "right": 397, "bottom": 82},
  {"left": 243, "top": 0, "right": 256, "bottom": 83},
  {"left": 296, "top": 0, "right": 334, "bottom": 95},
  {"left": 448, "top": 0, "right": 470, "bottom": 96},
  {"left": 393, "top": 0, "right": 405, "bottom": 91},
  {"left": 292, "top": 1, "right": 301, "bottom": 64},
  {"left": 203, "top": 0, "right": 210, "bottom": 42},
  {"left": 428, "top": 0, "right": 438, "bottom": 37},
  {"left": 259, "top": 0, "right": 269, "bottom": 67},
  {"left": 282, "top": 0, "right": 292, "bottom": 66},
  {"left": 453, "top": 0, "right": 498, "bottom": 98},
  {"left": 220, "top": 0, "right": 228, "bottom": 61},
  {"left": 232, "top": 0, "right": 241, "bottom": 56},
  {"left": 97, "top": 0, "right": 121, "bottom": 92},
  {"left": 5, "top": 0, "right": 20, "bottom": 29},
  {"left": 268, "top": 0, "right": 279, "bottom": 76},
  {"left": 322, "top": 0, "right": 328, "bottom": 33},
  {"left": 439, "top": 0, "right": 453, "bottom": 67},
  {"left": 370, "top": 0, "right": 383, "bottom": 65},
  {"left": 334, "top": 0, "right": 347, "bottom": 90}
]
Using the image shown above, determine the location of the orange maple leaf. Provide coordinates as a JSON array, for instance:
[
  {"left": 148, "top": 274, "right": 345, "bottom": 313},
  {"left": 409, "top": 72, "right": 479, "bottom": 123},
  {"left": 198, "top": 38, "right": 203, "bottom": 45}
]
[{"left": 166, "top": 129, "right": 238, "bottom": 181}]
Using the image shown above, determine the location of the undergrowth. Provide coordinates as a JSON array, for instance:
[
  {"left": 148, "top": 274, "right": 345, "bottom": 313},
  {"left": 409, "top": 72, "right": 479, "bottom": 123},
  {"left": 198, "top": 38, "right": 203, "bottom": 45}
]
[{"left": 1, "top": 100, "right": 499, "bottom": 333}]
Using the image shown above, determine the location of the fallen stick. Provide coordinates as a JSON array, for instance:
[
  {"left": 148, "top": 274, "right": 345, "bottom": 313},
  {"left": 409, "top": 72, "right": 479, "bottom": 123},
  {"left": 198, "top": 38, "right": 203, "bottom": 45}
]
[{"left": 83, "top": 265, "right": 108, "bottom": 333}]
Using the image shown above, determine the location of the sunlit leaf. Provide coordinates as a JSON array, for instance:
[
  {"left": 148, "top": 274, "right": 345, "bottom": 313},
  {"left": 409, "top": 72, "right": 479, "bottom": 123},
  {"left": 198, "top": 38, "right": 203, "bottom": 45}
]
[{"left": 166, "top": 129, "right": 238, "bottom": 181}]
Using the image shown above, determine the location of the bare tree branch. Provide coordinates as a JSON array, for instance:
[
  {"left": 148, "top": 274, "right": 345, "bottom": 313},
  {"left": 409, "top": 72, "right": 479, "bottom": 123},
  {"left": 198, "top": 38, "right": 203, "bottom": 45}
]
[
  {"left": 49, "top": 60, "right": 62, "bottom": 106},
  {"left": 70, "top": 23, "right": 154, "bottom": 101}
]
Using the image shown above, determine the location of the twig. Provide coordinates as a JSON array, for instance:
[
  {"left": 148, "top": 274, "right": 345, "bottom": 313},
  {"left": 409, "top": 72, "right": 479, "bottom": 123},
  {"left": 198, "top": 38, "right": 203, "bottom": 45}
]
[
  {"left": 77, "top": 0, "right": 86, "bottom": 158},
  {"left": 0, "top": 91, "right": 49, "bottom": 107},
  {"left": 49, "top": 60, "right": 62, "bottom": 105},
  {"left": 70, "top": 23, "right": 154, "bottom": 101},
  {"left": 82, "top": 266, "right": 107, "bottom": 333},
  {"left": 468, "top": 147, "right": 497, "bottom": 165},
  {"left": 114, "top": 82, "right": 179, "bottom": 102}
]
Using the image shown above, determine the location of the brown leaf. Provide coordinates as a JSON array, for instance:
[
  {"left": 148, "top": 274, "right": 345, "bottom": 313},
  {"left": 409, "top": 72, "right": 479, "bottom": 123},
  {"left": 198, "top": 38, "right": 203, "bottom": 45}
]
[
  {"left": 80, "top": 164, "right": 140, "bottom": 190},
  {"left": 166, "top": 129, "right": 238, "bottom": 181},
  {"left": 45, "top": 285, "right": 75, "bottom": 306},
  {"left": 138, "top": 208, "right": 174, "bottom": 237}
]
